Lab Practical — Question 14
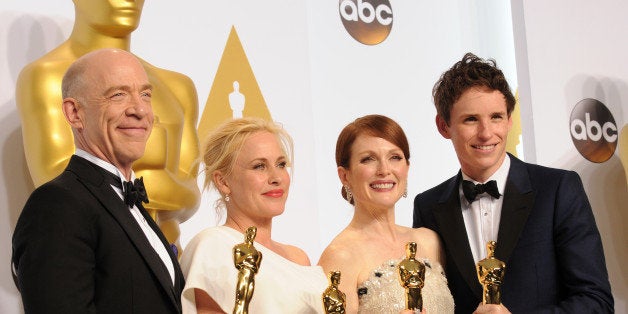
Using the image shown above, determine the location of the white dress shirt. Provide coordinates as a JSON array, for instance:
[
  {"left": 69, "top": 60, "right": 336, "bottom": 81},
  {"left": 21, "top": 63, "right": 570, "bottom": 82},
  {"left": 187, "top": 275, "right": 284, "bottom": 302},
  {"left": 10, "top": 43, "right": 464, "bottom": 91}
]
[
  {"left": 75, "top": 149, "right": 175, "bottom": 284},
  {"left": 459, "top": 154, "right": 511, "bottom": 264}
]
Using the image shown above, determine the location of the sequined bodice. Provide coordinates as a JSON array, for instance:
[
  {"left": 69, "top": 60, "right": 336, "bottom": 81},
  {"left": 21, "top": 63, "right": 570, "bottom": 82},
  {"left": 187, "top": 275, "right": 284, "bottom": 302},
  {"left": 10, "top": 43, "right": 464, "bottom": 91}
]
[{"left": 357, "top": 258, "right": 454, "bottom": 313}]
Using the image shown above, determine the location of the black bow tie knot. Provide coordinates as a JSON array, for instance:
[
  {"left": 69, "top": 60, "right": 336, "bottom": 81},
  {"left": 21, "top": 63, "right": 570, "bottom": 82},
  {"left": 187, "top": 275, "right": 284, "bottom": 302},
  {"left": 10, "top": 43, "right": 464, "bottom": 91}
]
[
  {"left": 123, "top": 177, "right": 149, "bottom": 207},
  {"left": 462, "top": 180, "right": 500, "bottom": 203}
]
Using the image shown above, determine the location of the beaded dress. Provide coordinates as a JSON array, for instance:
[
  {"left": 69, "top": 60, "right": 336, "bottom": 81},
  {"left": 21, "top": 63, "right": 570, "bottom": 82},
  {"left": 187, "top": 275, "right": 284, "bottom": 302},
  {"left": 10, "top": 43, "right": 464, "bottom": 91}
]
[{"left": 357, "top": 258, "right": 454, "bottom": 313}]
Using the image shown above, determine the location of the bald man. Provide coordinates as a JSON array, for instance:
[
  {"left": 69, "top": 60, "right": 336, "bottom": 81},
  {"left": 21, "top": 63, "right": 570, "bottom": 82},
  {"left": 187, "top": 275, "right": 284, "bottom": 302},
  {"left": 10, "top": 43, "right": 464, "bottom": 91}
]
[{"left": 12, "top": 49, "right": 185, "bottom": 314}]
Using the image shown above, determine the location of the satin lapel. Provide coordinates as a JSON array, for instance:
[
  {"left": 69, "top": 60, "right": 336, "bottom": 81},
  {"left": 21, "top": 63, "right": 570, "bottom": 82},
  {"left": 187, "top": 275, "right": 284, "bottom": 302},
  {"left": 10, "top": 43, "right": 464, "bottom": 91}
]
[
  {"left": 137, "top": 203, "right": 184, "bottom": 306},
  {"left": 495, "top": 154, "right": 535, "bottom": 263},
  {"left": 94, "top": 194, "right": 179, "bottom": 308},
  {"left": 433, "top": 174, "right": 483, "bottom": 299},
  {"left": 67, "top": 157, "right": 180, "bottom": 310}
]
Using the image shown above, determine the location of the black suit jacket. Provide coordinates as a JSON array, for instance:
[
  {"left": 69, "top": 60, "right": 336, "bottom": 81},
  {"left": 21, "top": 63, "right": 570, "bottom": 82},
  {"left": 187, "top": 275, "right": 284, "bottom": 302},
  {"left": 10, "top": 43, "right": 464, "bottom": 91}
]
[
  {"left": 12, "top": 155, "right": 185, "bottom": 313},
  {"left": 413, "top": 154, "right": 613, "bottom": 313}
]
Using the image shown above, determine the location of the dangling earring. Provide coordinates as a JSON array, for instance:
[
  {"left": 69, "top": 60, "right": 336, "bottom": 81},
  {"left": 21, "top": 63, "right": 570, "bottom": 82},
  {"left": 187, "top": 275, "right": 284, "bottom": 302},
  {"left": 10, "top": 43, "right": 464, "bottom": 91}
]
[
  {"left": 402, "top": 188, "right": 408, "bottom": 198},
  {"left": 224, "top": 194, "right": 230, "bottom": 202},
  {"left": 344, "top": 186, "right": 353, "bottom": 204}
]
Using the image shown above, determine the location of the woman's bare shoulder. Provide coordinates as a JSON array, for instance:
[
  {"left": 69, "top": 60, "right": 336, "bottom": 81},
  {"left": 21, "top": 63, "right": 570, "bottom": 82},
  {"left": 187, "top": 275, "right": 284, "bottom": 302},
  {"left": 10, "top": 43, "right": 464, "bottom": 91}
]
[
  {"left": 403, "top": 226, "right": 443, "bottom": 263},
  {"left": 318, "top": 231, "right": 363, "bottom": 268}
]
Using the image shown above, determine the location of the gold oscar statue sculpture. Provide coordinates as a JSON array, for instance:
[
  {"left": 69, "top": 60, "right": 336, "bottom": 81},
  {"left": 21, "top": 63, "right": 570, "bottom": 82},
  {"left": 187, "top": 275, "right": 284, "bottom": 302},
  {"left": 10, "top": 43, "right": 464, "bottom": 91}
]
[
  {"left": 15, "top": 0, "right": 200, "bottom": 255},
  {"left": 322, "top": 270, "right": 346, "bottom": 314},
  {"left": 232, "top": 226, "right": 263, "bottom": 314},
  {"left": 398, "top": 242, "right": 426, "bottom": 311},
  {"left": 476, "top": 241, "right": 506, "bottom": 304},
  {"left": 620, "top": 124, "right": 628, "bottom": 185}
]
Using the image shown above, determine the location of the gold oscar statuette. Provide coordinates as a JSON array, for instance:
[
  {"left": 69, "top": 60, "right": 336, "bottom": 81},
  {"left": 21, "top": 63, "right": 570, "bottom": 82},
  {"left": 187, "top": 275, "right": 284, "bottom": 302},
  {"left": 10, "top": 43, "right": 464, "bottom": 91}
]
[
  {"left": 232, "top": 226, "right": 262, "bottom": 314},
  {"left": 476, "top": 240, "right": 506, "bottom": 304},
  {"left": 322, "top": 270, "right": 346, "bottom": 314},
  {"left": 397, "top": 242, "right": 426, "bottom": 311}
]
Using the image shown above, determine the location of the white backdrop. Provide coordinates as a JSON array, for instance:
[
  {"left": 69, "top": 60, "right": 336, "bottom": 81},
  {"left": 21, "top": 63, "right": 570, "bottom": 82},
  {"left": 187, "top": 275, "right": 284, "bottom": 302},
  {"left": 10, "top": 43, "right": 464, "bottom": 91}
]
[
  {"left": 0, "top": 1, "right": 624, "bottom": 313},
  {"left": 512, "top": 0, "right": 627, "bottom": 311}
]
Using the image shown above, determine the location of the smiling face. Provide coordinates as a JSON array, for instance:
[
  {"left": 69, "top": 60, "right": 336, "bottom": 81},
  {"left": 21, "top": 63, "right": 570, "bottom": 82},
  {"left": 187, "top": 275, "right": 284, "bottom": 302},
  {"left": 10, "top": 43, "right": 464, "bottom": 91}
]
[
  {"left": 63, "top": 49, "right": 154, "bottom": 174},
  {"left": 437, "top": 87, "right": 512, "bottom": 182},
  {"left": 219, "top": 131, "right": 291, "bottom": 222},
  {"left": 339, "top": 135, "right": 409, "bottom": 211}
]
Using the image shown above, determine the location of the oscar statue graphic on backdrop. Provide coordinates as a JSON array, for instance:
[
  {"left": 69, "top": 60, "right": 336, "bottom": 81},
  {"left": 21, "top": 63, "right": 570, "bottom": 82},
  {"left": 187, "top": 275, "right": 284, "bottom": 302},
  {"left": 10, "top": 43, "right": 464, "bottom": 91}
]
[
  {"left": 398, "top": 242, "right": 426, "bottom": 311},
  {"left": 14, "top": 0, "right": 201, "bottom": 255},
  {"left": 233, "top": 226, "right": 262, "bottom": 314},
  {"left": 476, "top": 241, "right": 506, "bottom": 305},
  {"left": 322, "top": 270, "right": 346, "bottom": 314},
  {"left": 229, "top": 81, "right": 245, "bottom": 118},
  {"left": 198, "top": 26, "right": 273, "bottom": 140}
]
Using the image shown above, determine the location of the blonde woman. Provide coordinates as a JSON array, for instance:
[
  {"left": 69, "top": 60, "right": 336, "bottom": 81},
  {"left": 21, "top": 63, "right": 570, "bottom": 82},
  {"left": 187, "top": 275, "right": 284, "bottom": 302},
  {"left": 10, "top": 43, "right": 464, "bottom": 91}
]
[{"left": 180, "top": 117, "right": 327, "bottom": 313}]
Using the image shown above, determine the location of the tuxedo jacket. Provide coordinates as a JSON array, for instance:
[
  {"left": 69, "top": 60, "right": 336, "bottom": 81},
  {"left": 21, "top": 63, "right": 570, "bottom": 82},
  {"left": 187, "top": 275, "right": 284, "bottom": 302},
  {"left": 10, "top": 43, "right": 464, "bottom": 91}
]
[
  {"left": 12, "top": 155, "right": 185, "bottom": 313},
  {"left": 413, "top": 154, "right": 613, "bottom": 313}
]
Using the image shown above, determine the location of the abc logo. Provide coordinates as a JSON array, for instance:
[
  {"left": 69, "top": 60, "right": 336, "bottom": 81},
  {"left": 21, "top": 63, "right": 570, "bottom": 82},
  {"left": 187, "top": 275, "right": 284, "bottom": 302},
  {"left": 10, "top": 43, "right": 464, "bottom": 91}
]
[
  {"left": 339, "top": 0, "right": 393, "bottom": 45},
  {"left": 569, "top": 98, "right": 618, "bottom": 163}
]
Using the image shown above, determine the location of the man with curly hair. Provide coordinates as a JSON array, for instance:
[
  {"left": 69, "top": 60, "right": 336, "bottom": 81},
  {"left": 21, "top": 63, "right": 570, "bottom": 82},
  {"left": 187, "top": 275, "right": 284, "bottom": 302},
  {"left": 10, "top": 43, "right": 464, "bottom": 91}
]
[{"left": 413, "top": 53, "right": 613, "bottom": 313}]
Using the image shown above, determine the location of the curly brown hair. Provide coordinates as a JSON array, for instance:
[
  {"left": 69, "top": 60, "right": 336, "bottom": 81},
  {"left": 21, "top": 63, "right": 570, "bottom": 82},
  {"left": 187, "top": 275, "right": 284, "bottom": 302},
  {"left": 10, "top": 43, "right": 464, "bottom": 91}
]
[{"left": 433, "top": 52, "right": 516, "bottom": 125}]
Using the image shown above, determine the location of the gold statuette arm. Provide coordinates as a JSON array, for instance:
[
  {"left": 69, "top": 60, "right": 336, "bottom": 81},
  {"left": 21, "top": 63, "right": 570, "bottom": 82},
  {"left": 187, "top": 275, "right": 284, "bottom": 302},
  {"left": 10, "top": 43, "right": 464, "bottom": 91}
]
[
  {"left": 135, "top": 63, "right": 201, "bottom": 222},
  {"left": 16, "top": 57, "right": 75, "bottom": 187}
]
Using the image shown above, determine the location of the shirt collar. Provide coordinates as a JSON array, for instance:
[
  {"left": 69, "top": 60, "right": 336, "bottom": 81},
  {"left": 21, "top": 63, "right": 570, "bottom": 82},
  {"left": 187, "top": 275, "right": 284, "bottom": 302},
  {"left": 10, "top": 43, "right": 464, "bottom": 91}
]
[
  {"left": 75, "top": 149, "right": 135, "bottom": 184},
  {"left": 461, "top": 154, "right": 511, "bottom": 196}
]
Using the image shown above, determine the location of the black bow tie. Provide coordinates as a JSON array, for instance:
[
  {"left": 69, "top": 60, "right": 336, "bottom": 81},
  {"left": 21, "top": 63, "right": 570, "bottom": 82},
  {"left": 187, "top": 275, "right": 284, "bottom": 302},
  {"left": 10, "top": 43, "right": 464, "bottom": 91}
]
[
  {"left": 107, "top": 174, "right": 149, "bottom": 207},
  {"left": 462, "top": 180, "right": 500, "bottom": 203},
  {"left": 123, "top": 177, "right": 149, "bottom": 207}
]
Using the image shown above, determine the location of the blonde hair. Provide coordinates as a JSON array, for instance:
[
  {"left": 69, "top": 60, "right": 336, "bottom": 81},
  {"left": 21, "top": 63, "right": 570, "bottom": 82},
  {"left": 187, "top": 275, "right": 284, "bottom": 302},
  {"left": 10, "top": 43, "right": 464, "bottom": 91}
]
[{"left": 202, "top": 117, "right": 294, "bottom": 212}]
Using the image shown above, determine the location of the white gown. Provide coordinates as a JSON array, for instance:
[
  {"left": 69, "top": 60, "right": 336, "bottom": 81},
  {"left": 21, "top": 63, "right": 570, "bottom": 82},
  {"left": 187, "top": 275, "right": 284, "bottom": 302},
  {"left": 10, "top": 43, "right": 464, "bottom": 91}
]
[
  {"left": 357, "top": 258, "right": 455, "bottom": 313},
  {"left": 180, "top": 226, "right": 328, "bottom": 313}
]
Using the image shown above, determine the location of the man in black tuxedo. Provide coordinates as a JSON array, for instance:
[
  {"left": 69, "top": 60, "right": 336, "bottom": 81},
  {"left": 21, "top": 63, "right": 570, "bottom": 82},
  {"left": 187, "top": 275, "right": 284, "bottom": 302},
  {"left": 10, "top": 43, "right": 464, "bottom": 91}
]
[
  {"left": 12, "top": 48, "right": 185, "bottom": 313},
  {"left": 413, "top": 53, "right": 614, "bottom": 313}
]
